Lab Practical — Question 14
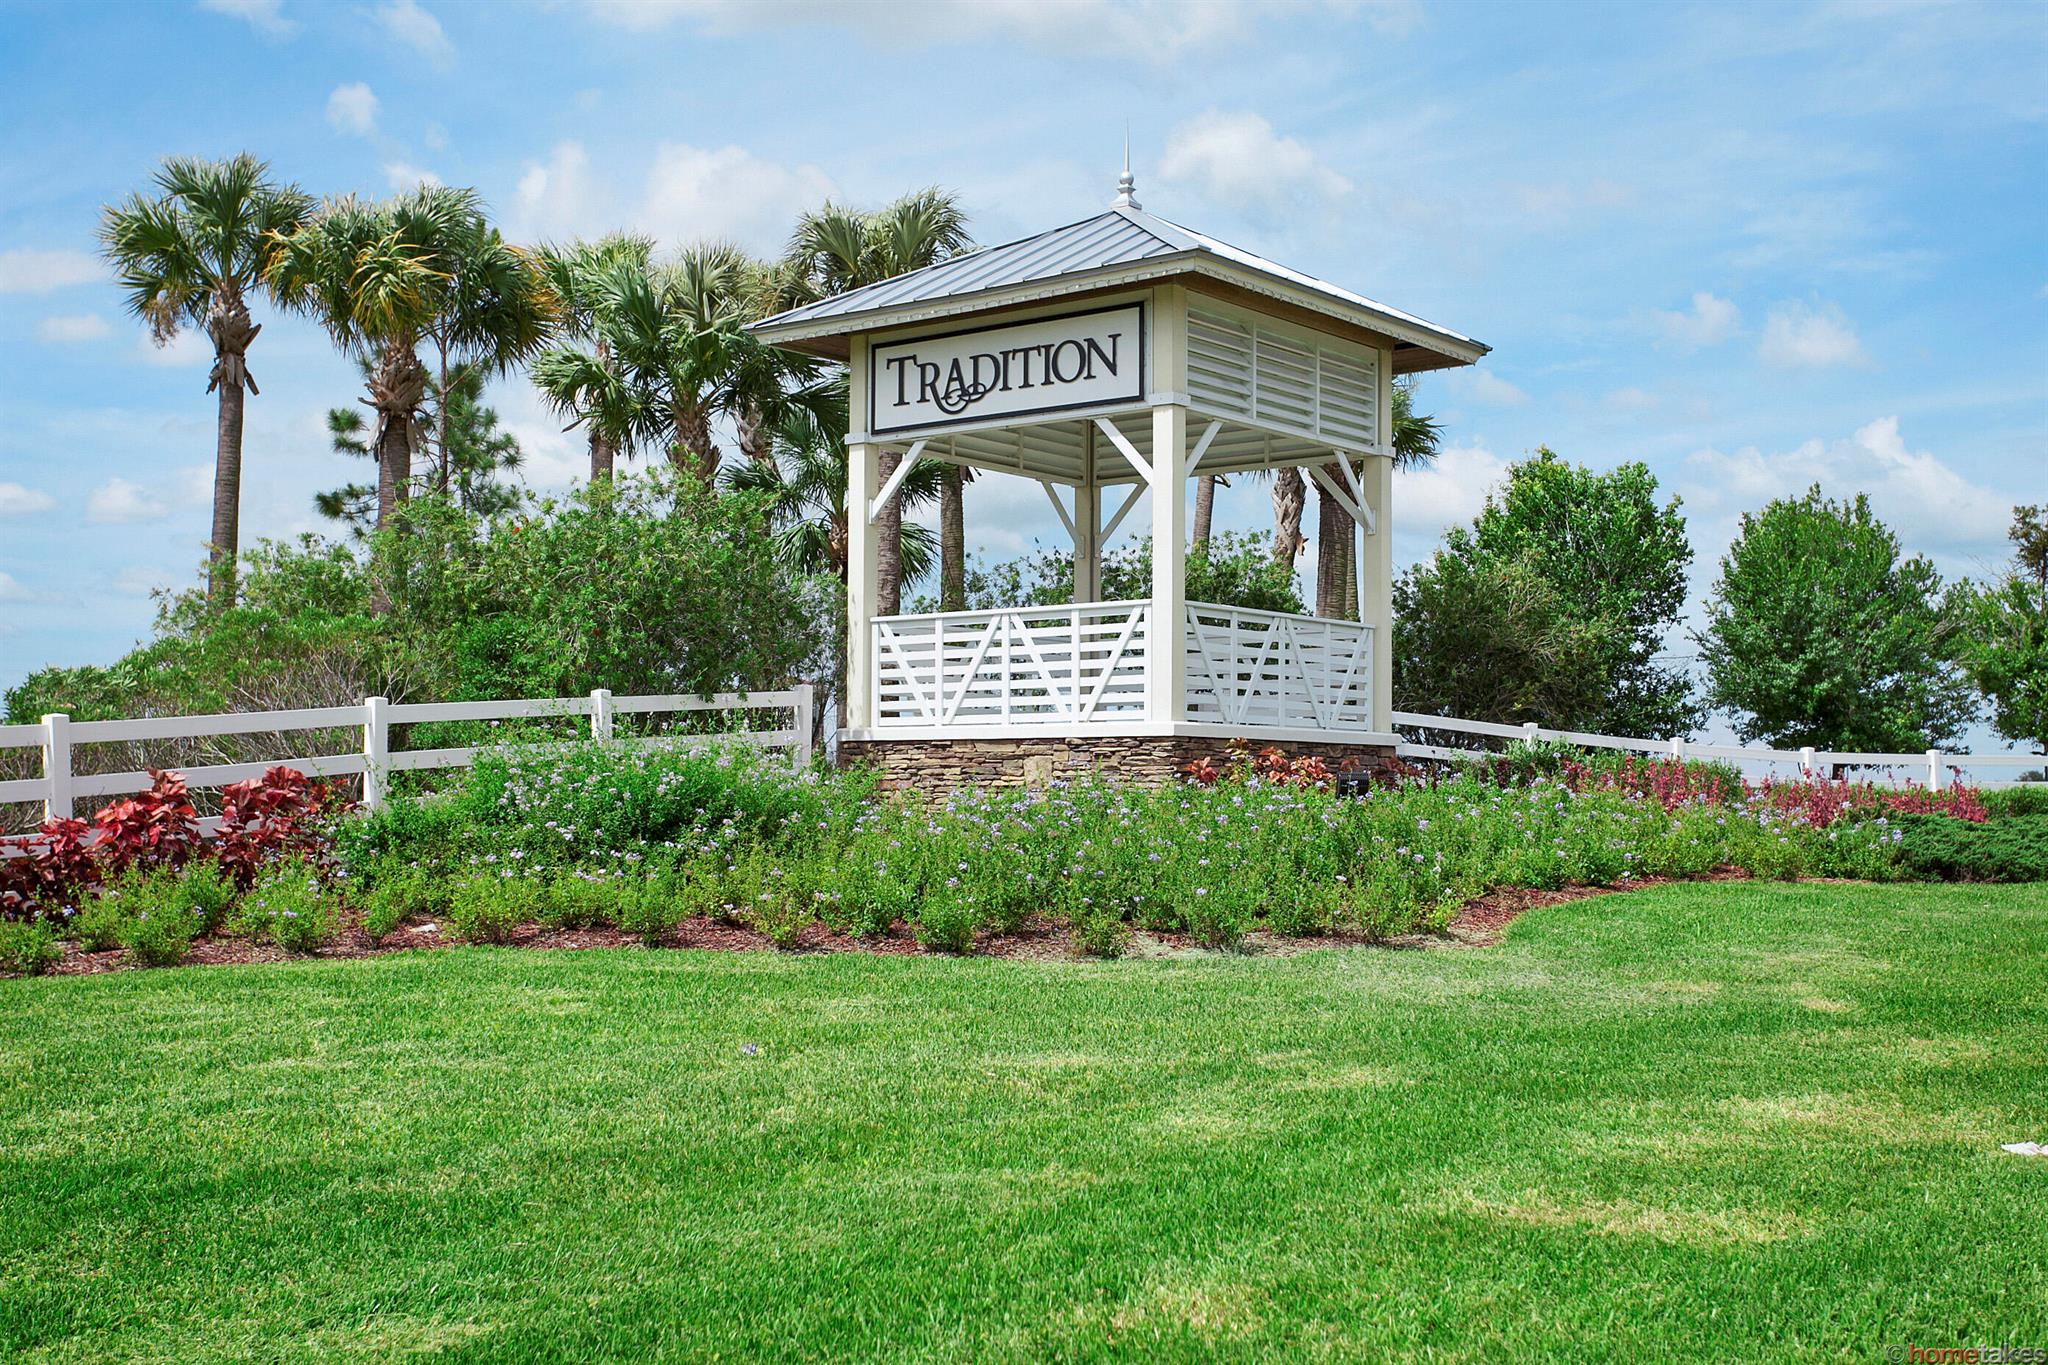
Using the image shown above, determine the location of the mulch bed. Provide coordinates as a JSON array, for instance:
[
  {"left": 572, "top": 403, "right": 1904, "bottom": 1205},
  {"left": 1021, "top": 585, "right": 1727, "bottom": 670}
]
[{"left": 28, "top": 870, "right": 1759, "bottom": 977}]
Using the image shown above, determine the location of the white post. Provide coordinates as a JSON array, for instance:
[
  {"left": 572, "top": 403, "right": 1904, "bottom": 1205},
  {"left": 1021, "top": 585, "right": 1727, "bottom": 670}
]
[
  {"left": 1149, "top": 403, "right": 1187, "bottom": 724},
  {"left": 1927, "top": 749, "right": 1944, "bottom": 792},
  {"left": 1799, "top": 745, "right": 1816, "bottom": 778},
  {"left": 590, "top": 688, "right": 614, "bottom": 742},
  {"left": 1522, "top": 721, "right": 1540, "bottom": 745},
  {"left": 1148, "top": 284, "right": 1188, "bottom": 725},
  {"left": 1361, "top": 445, "right": 1394, "bottom": 733},
  {"left": 845, "top": 336, "right": 879, "bottom": 734},
  {"left": 1669, "top": 735, "right": 1686, "bottom": 762},
  {"left": 791, "top": 684, "right": 815, "bottom": 771},
  {"left": 40, "top": 713, "right": 72, "bottom": 822},
  {"left": 362, "top": 695, "right": 389, "bottom": 812},
  {"left": 1074, "top": 426, "right": 1100, "bottom": 604}
]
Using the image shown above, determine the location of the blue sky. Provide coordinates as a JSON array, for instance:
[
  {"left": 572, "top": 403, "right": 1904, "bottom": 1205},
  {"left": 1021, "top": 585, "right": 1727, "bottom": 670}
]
[{"left": 0, "top": 0, "right": 2042, "bottom": 722}]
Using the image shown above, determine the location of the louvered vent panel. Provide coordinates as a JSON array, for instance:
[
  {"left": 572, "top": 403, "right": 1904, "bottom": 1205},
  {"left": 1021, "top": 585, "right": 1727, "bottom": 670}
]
[
  {"left": 1187, "top": 309, "right": 1253, "bottom": 417},
  {"left": 1188, "top": 303, "right": 1379, "bottom": 450}
]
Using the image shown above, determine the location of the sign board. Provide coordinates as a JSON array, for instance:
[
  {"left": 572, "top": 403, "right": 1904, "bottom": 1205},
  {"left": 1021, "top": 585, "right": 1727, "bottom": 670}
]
[{"left": 868, "top": 303, "right": 1146, "bottom": 436}]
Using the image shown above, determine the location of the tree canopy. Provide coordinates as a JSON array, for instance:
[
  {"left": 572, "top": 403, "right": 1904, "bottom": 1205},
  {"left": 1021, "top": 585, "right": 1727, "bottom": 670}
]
[{"left": 1698, "top": 485, "right": 1976, "bottom": 750}]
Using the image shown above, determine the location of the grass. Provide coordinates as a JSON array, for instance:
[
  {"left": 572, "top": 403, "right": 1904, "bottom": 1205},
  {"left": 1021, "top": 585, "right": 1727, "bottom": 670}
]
[{"left": 2, "top": 880, "right": 2044, "bottom": 1363}]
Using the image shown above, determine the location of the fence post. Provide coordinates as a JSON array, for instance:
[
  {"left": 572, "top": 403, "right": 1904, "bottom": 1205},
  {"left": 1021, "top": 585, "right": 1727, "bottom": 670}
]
[
  {"left": 591, "top": 688, "right": 614, "bottom": 742},
  {"left": 41, "top": 713, "right": 72, "bottom": 822},
  {"left": 362, "top": 696, "right": 389, "bottom": 812},
  {"left": 1799, "top": 745, "right": 1816, "bottom": 778},
  {"left": 1669, "top": 736, "right": 1687, "bottom": 763},
  {"left": 1927, "top": 749, "right": 1944, "bottom": 792},
  {"left": 791, "top": 684, "right": 814, "bottom": 771},
  {"left": 1522, "top": 721, "right": 1540, "bottom": 745}
]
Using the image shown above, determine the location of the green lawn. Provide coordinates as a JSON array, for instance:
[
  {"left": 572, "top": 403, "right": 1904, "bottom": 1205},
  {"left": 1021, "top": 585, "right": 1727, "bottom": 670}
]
[{"left": 3, "top": 882, "right": 2044, "bottom": 1363}]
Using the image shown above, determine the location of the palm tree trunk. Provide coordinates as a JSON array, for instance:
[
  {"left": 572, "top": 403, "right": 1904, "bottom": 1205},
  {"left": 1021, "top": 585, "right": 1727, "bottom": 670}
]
[
  {"left": 1315, "top": 480, "right": 1344, "bottom": 617},
  {"left": 674, "top": 404, "right": 719, "bottom": 481},
  {"left": 202, "top": 283, "right": 260, "bottom": 611},
  {"left": 1193, "top": 474, "right": 1216, "bottom": 549},
  {"left": 435, "top": 342, "right": 452, "bottom": 497},
  {"left": 939, "top": 465, "right": 965, "bottom": 611},
  {"left": 1272, "top": 468, "right": 1307, "bottom": 569},
  {"left": 367, "top": 346, "right": 428, "bottom": 535},
  {"left": 875, "top": 447, "right": 903, "bottom": 616},
  {"left": 738, "top": 399, "right": 771, "bottom": 469},
  {"left": 588, "top": 429, "right": 614, "bottom": 482},
  {"left": 208, "top": 376, "right": 245, "bottom": 609}
]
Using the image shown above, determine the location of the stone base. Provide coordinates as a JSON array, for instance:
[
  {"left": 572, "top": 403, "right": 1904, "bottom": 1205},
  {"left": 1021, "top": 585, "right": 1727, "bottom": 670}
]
[{"left": 837, "top": 733, "right": 1398, "bottom": 796}]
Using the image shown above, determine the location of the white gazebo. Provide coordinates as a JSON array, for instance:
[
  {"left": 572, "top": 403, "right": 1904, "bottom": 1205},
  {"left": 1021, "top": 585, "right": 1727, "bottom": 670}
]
[{"left": 752, "top": 171, "right": 1487, "bottom": 789}]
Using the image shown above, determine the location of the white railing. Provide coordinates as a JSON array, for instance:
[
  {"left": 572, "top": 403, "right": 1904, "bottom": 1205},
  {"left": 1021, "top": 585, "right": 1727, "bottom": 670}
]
[
  {"left": 1185, "top": 603, "right": 1373, "bottom": 731},
  {"left": 0, "top": 685, "right": 813, "bottom": 838},
  {"left": 1390, "top": 712, "right": 2045, "bottom": 790},
  {"left": 870, "top": 600, "right": 1374, "bottom": 732},
  {"left": 874, "top": 601, "right": 1152, "bottom": 725}
]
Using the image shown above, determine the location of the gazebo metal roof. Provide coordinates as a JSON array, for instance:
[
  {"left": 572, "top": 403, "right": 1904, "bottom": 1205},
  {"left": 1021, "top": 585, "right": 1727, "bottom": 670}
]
[{"left": 752, "top": 205, "right": 1487, "bottom": 373}]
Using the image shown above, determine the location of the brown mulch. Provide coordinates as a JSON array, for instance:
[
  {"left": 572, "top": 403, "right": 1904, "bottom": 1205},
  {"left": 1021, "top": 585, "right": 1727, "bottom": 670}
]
[{"left": 24, "top": 869, "right": 1760, "bottom": 978}]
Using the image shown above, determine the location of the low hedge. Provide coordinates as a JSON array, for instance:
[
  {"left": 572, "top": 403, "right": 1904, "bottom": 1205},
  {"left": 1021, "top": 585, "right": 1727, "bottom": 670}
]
[{"left": 1895, "top": 813, "right": 2048, "bottom": 882}]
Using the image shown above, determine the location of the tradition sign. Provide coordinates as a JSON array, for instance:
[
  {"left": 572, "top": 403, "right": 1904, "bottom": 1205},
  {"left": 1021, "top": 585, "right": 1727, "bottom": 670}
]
[{"left": 868, "top": 303, "right": 1146, "bottom": 436}]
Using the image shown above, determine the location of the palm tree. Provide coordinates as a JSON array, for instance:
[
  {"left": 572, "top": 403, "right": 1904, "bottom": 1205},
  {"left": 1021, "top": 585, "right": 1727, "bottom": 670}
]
[
  {"left": 100, "top": 154, "right": 312, "bottom": 608},
  {"left": 535, "top": 235, "right": 653, "bottom": 481},
  {"left": 270, "top": 186, "right": 553, "bottom": 539},
  {"left": 1313, "top": 381, "right": 1442, "bottom": 618},
  {"left": 784, "top": 189, "right": 972, "bottom": 613}
]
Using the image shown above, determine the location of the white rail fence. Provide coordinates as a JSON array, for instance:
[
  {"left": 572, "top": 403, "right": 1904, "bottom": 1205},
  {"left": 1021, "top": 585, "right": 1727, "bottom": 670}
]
[
  {"left": 871, "top": 600, "right": 1375, "bottom": 731},
  {"left": 1391, "top": 712, "right": 2044, "bottom": 790},
  {"left": 0, "top": 685, "right": 814, "bottom": 841},
  {"left": 1185, "top": 603, "right": 1372, "bottom": 731}
]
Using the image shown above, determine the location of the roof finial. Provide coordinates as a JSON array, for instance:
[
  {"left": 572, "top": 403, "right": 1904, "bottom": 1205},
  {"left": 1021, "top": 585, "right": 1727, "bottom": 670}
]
[{"left": 1114, "top": 128, "right": 1140, "bottom": 210}]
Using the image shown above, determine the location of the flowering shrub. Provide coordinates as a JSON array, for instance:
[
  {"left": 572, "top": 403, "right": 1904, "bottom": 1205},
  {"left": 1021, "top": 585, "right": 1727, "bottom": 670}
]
[
  {"left": 233, "top": 858, "right": 340, "bottom": 953},
  {"left": 215, "top": 767, "right": 349, "bottom": 887},
  {"left": 91, "top": 771, "right": 202, "bottom": 876},
  {"left": 0, "top": 918, "right": 61, "bottom": 976}
]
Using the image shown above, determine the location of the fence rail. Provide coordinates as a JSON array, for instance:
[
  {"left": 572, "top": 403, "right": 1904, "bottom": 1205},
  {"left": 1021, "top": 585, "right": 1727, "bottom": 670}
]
[
  {"left": 0, "top": 685, "right": 814, "bottom": 841},
  {"left": 1390, "top": 712, "right": 2044, "bottom": 789}
]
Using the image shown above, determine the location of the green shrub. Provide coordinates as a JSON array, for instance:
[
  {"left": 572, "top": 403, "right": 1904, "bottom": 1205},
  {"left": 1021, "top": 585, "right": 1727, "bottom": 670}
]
[
  {"left": 1070, "top": 905, "right": 1131, "bottom": 959},
  {"left": 0, "top": 918, "right": 62, "bottom": 976},
  {"left": 1982, "top": 786, "right": 2048, "bottom": 820},
  {"left": 235, "top": 860, "right": 341, "bottom": 953},
  {"left": 360, "top": 860, "right": 453, "bottom": 941},
  {"left": 119, "top": 901, "right": 198, "bottom": 967},
  {"left": 73, "top": 896, "right": 128, "bottom": 952},
  {"left": 1265, "top": 885, "right": 1337, "bottom": 938},
  {"left": 914, "top": 893, "right": 978, "bottom": 954},
  {"left": 542, "top": 870, "right": 619, "bottom": 930},
  {"left": 447, "top": 876, "right": 540, "bottom": 944},
  {"left": 178, "top": 861, "right": 236, "bottom": 934},
  {"left": 1896, "top": 814, "right": 2048, "bottom": 883}
]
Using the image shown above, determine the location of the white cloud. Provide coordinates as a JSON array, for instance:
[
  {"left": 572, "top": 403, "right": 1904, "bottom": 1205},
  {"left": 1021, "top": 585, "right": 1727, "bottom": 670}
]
[
  {"left": 1393, "top": 440, "right": 1510, "bottom": 548},
  {"left": 1652, "top": 291, "right": 1739, "bottom": 347},
  {"left": 137, "top": 330, "right": 212, "bottom": 367},
  {"left": 642, "top": 143, "right": 837, "bottom": 254},
  {"left": 198, "top": 0, "right": 295, "bottom": 36},
  {"left": 0, "top": 572, "right": 40, "bottom": 603},
  {"left": 1681, "top": 416, "right": 2012, "bottom": 560},
  {"left": 1157, "top": 111, "right": 1350, "bottom": 217},
  {"left": 1758, "top": 300, "right": 1869, "bottom": 369},
  {"left": 511, "top": 140, "right": 607, "bottom": 242},
  {"left": 85, "top": 478, "right": 171, "bottom": 525},
  {"left": 377, "top": 0, "right": 453, "bottom": 65},
  {"left": 1451, "top": 368, "right": 1529, "bottom": 407},
  {"left": 384, "top": 161, "right": 444, "bottom": 190},
  {"left": 37, "top": 313, "right": 112, "bottom": 344},
  {"left": 326, "top": 82, "right": 378, "bottom": 136},
  {"left": 0, "top": 483, "right": 57, "bottom": 517},
  {"left": 0, "top": 248, "right": 101, "bottom": 293},
  {"left": 580, "top": 0, "right": 1415, "bottom": 59}
]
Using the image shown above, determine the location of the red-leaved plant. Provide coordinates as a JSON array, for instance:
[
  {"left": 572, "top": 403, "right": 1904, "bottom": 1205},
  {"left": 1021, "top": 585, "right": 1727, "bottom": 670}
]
[{"left": 0, "top": 765, "right": 345, "bottom": 917}]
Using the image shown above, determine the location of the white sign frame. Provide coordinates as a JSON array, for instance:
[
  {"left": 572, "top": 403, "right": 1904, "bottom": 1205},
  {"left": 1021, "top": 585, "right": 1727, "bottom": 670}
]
[{"left": 867, "top": 303, "right": 1147, "bottom": 437}]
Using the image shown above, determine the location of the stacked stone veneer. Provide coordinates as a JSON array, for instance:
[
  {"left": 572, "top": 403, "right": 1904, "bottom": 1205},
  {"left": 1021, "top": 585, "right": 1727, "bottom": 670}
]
[{"left": 837, "top": 734, "right": 1398, "bottom": 795}]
